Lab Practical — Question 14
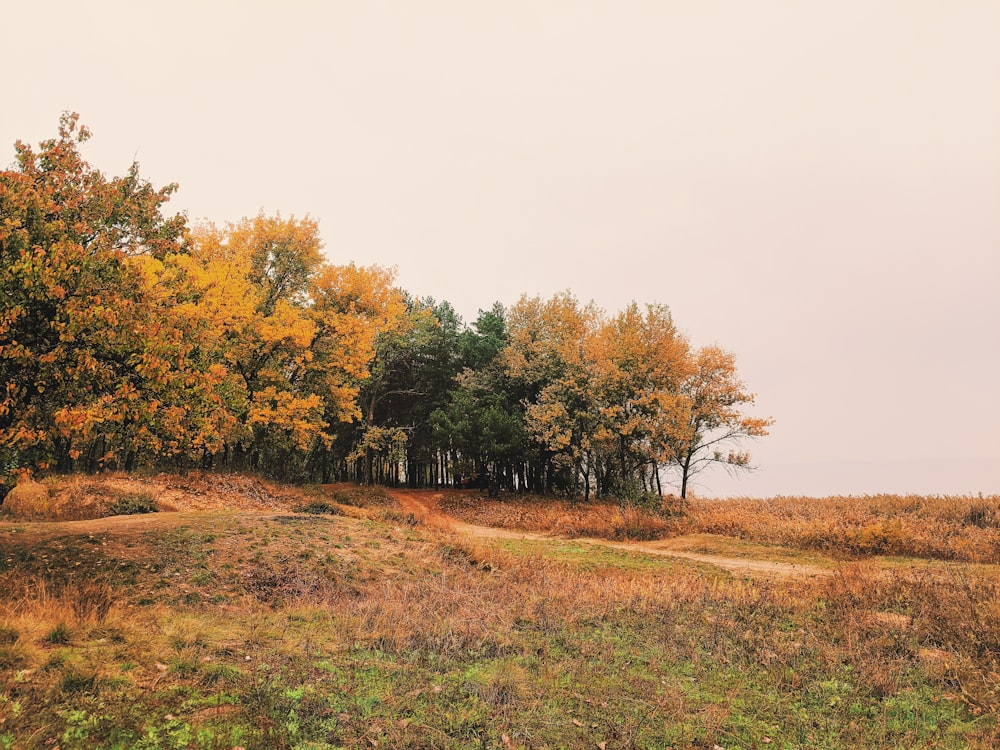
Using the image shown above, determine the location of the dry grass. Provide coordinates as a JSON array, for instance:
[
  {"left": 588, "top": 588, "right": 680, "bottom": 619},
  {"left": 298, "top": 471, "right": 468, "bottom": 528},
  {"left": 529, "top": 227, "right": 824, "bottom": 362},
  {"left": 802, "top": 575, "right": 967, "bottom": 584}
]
[
  {"left": 1, "top": 479, "right": 998, "bottom": 748},
  {"left": 440, "top": 491, "right": 684, "bottom": 540},
  {"left": 0, "top": 471, "right": 317, "bottom": 522},
  {"left": 0, "top": 476, "right": 143, "bottom": 521},
  {"left": 440, "top": 491, "right": 1000, "bottom": 563},
  {"left": 689, "top": 493, "right": 1000, "bottom": 562}
]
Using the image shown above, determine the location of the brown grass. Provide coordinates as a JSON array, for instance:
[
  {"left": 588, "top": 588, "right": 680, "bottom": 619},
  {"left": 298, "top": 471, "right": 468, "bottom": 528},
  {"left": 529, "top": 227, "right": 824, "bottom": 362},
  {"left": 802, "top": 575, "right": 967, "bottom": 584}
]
[
  {"left": 440, "top": 491, "right": 1000, "bottom": 563},
  {"left": 439, "top": 491, "right": 684, "bottom": 540},
  {"left": 1, "top": 477, "right": 999, "bottom": 747},
  {"left": 689, "top": 493, "right": 1000, "bottom": 562}
]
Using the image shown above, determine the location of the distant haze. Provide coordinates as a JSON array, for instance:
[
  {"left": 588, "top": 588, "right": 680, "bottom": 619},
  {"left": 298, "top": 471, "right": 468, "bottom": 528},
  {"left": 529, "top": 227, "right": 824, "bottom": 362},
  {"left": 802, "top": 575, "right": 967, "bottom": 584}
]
[{"left": 4, "top": 1, "right": 998, "bottom": 496}]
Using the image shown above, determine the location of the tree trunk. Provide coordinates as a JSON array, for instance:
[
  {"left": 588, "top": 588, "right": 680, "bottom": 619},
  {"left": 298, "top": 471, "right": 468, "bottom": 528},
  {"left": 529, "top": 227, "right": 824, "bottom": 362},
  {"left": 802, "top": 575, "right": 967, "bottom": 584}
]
[{"left": 680, "top": 452, "right": 693, "bottom": 499}]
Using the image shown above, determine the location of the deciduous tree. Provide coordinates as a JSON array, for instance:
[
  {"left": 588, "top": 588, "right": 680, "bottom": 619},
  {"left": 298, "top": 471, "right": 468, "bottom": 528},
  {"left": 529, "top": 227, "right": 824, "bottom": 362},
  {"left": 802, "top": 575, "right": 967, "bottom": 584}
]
[
  {"left": 590, "top": 302, "right": 691, "bottom": 499},
  {"left": 665, "top": 345, "right": 774, "bottom": 498},
  {"left": 505, "top": 292, "right": 602, "bottom": 497},
  {"left": 0, "top": 113, "right": 188, "bottom": 473}
]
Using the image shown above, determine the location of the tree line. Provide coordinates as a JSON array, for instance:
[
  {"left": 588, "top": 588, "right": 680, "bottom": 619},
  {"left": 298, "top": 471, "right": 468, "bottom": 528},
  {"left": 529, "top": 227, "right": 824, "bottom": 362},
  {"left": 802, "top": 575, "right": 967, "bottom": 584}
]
[{"left": 0, "top": 115, "right": 771, "bottom": 500}]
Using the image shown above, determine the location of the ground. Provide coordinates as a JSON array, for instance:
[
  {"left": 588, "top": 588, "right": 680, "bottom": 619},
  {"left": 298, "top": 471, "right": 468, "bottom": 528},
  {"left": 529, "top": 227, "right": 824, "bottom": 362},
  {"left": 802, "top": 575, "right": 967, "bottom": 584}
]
[
  {"left": 0, "top": 475, "right": 997, "bottom": 749},
  {"left": 390, "top": 489, "right": 832, "bottom": 579}
]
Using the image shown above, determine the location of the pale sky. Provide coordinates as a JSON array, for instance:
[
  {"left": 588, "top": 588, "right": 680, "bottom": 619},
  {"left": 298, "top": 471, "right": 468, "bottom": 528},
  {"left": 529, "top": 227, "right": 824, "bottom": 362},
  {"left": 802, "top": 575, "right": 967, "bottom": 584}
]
[{"left": 4, "top": 1, "right": 998, "bottom": 496}]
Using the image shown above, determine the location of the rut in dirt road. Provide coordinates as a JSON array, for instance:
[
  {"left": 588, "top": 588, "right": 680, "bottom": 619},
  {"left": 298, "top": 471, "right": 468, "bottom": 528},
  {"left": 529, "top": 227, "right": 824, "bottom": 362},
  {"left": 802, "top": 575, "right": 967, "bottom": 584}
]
[{"left": 387, "top": 489, "right": 831, "bottom": 579}]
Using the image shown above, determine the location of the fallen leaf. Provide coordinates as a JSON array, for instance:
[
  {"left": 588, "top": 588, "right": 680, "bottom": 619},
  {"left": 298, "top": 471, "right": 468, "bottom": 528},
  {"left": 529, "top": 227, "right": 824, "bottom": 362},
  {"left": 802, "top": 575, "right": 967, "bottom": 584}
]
[{"left": 572, "top": 719, "right": 584, "bottom": 727}]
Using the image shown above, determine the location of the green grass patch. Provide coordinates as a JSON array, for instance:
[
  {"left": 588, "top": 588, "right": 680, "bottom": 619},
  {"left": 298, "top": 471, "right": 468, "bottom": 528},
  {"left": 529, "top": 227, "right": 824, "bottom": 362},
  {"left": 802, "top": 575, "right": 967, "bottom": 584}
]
[{"left": 494, "top": 537, "right": 683, "bottom": 572}]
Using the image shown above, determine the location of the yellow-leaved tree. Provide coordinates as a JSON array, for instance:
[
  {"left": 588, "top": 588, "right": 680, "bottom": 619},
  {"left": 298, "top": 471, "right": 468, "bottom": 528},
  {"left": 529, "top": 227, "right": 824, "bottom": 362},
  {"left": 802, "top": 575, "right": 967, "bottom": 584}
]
[
  {"left": 590, "top": 302, "right": 692, "bottom": 501},
  {"left": 176, "top": 215, "right": 407, "bottom": 479}
]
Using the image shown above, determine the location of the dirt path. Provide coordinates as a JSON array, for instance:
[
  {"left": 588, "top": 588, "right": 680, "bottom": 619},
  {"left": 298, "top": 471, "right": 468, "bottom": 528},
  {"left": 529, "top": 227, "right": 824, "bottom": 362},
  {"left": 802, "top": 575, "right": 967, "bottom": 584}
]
[
  {"left": 389, "top": 489, "right": 831, "bottom": 579},
  {"left": 1, "top": 486, "right": 829, "bottom": 579}
]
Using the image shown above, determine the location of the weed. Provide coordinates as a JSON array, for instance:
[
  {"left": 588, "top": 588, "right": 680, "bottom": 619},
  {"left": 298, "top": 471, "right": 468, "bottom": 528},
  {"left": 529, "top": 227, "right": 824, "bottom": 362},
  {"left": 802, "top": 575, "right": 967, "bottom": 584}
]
[
  {"left": 0, "top": 644, "right": 28, "bottom": 670},
  {"left": 965, "top": 503, "right": 997, "bottom": 529},
  {"left": 45, "top": 622, "right": 71, "bottom": 644},
  {"left": 58, "top": 669, "right": 97, "bottom": 693},
  {"left": 70, "top": 580, "right": 113, "bottom": 623},
  {"left": 464, "top": 660, "right": 528, "bottom": 709}
]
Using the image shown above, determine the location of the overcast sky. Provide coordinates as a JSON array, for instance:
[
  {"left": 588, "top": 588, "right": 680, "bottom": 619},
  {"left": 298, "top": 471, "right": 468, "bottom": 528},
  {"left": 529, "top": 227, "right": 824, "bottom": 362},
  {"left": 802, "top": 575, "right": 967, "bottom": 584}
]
[{"left": 4, "top": 1, "right": 998, "bottom": 496}]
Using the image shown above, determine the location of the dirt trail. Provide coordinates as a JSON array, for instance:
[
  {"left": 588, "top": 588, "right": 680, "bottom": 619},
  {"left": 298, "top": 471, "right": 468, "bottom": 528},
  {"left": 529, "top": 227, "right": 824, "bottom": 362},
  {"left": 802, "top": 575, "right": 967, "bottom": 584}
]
[
  {"left": 389, "top": 489, "right": 831, "bottom": 579},
  {"left": 1, "top": 487, "right": 829, "bottom": 578}
]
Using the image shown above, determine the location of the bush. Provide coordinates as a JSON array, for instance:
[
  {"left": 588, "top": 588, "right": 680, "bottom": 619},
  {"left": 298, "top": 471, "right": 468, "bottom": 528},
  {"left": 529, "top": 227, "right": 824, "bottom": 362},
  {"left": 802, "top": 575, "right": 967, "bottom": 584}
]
[
  {"left": 296, "top": 501, "right": 344, "bottom": 516},
  {"left": 1, "top": 480, "right": 52, "bottom": 519},
  {"left": 107, "top": 493, "right": 158, "bottom": 516}
]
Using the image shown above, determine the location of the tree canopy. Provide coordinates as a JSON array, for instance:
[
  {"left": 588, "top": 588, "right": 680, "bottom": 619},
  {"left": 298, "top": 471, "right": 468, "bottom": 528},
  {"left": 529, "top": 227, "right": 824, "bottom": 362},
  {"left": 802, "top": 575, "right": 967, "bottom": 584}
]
[{"left": 1, "top": 116, "right": 770, "bottom": 498}]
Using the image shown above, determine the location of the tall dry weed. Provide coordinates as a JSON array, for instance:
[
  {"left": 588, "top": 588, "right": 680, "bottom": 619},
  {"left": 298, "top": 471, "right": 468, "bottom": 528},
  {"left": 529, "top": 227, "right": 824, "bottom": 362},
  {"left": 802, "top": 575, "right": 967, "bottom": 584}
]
[
  {"left": 817, "top": 561, "right": 1000, "bottom": 709},
  {"left": 440, "top": 492, "right": 684, "bottom": 541},
  {"left": 690, "top": 494, "right": 1000, "bottom": 562}
]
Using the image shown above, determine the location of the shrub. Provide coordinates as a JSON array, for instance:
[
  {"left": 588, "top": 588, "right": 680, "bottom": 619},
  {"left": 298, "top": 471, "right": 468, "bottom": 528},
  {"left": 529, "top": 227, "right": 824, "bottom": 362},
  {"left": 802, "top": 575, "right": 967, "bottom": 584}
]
[
  {"left": 107, "top": 493, "right": 158, "bottom": 516},
  {"left": 1, "top": 480, "right": 52, "bottom": 519},
  {"left": 296, "top": 501, "right": 343, "bottom": 516}
]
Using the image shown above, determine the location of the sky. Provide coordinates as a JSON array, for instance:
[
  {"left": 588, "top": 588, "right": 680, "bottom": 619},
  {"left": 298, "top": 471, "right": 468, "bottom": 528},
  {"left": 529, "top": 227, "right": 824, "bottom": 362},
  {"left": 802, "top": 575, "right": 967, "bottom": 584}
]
[{"left": 3, "top": 1, "right": 998, "bottom": 497}]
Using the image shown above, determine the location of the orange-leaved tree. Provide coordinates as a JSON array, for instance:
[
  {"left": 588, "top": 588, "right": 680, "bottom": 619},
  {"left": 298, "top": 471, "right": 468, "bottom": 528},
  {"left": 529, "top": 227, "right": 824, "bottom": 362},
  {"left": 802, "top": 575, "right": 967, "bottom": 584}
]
[
  {"left": 590, "top": 302, "right": 692, "bottom": 501},
  {"left": 0, "top": 113, "right": 190, "bottom": 474},
  {"left": 664, "top": 345, "right": 774, "bottom": 499},
  {"left": 505, "top": 292, "right": 603, "bottom": 497}
]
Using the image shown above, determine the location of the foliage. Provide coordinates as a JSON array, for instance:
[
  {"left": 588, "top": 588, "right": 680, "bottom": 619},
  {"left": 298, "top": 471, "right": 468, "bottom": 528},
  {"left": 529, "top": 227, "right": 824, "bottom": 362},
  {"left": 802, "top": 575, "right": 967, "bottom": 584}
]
[
  {"left": 0, "top": 113, "right": 187, "bottom": 474},
  {"left": 1, "top": 117, "right": 771, "bottom": 499},
  {"left": 503, "top": 294, "right": 769, "bottom": 499}
]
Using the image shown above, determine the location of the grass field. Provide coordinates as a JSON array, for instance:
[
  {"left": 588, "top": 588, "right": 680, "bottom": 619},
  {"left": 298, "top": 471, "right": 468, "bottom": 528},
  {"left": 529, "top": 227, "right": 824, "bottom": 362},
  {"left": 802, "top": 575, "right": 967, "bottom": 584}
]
[{"left": 0, "top": 477, "right": 998, "bottom": 749}]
